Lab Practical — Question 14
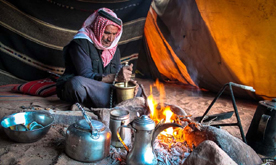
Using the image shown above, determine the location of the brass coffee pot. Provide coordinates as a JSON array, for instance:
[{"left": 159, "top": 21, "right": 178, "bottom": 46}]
[
  {"left": 114, "top": 82, "right": 135, "bottom": 103},
  {"left": 117, "top": 115, "right": 182, "bottom": 165},
  {"left": 113, "top": 61, "right": 136, "bottom": 104}
]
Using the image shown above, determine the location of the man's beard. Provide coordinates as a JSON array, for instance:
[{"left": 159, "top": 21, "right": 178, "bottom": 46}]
[{"left": 102, "top": 39, "right": 112, "bottom": 47}]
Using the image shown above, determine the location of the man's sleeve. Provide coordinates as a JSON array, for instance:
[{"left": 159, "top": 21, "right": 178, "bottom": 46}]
[
  {"left": 115, "top": 48, "right": 122, "bottom": 73},
  {"left": 68, "top": 42, "right": 103, "bottom": 80}
]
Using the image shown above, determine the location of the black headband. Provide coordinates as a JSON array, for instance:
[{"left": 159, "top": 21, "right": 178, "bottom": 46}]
[{"left": 98, "top": 10, "right": 121, "bottom": 26}]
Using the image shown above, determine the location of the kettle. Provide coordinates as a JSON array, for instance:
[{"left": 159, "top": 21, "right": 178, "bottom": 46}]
[
  {"left": 246, "top": 98, "right": 276, "bottom": 157},
  {"left": 65, "top": 103, "right": 111, "bottom": 162},
  {"left": 117, "top": 115, "right": 182, "bottom": 165}
]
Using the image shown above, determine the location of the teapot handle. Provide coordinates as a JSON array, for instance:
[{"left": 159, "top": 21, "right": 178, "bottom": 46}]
[
  {"left": 76, "top": 103, "right": 99, "bottom": 139},
  {"left": 152, "top": 123, "right": 183, "bottom": 146},
  {"left": 257, "top": 114, "right": 270, "bottom": 140},
  {"left": 117, "top": 124, "right": 135, "bottom": 152}
]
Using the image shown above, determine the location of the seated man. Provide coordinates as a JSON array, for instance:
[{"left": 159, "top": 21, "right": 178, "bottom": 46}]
[{"left": 56, "top": 7, "right": 141, "bottom": 108}]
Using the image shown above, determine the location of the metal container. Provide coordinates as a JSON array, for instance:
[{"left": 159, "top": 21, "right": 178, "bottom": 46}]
[
  {"left": 117, "top": 115, "right": 182, "bottom": 165},
  {"left": 114, "top": 82, "right": 135, "bottom": 103},
  {"left": 109, "top": 109, "right": 130, "bottom": 147},
  {"left": 125, "top": 115, "right": 157, "bottom": 165},
  {"left": 0, "top": 111, "right": 54, "bottom": 143},
  {"left": 246, "top": 98, "right": 276, "bottom": 157},
  {"left": 65, "top": 119, "right": 111, "bottom": 162}
]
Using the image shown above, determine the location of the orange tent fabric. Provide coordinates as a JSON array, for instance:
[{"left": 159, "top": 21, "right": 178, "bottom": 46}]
[
  {"left": 195, "top": 0, "right": 276, "bottom": 99},
  {"left": 145, "top": 0, "right": 276, "bottom": 100},
  {"left": 144, "top": 8, "right": 197, "bottom": 88}
]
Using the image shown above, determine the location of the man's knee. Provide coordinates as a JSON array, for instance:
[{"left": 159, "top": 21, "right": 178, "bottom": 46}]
[
  {"left": 64, "top": 76, "right": 87, "bottom": 102},
  {"left": 68, "top": 76, "right": 84, "bottom": 90}
]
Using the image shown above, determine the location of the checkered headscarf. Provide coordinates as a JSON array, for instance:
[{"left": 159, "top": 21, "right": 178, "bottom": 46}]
[{"left": 74, "top": 8, "right": 122, "bottom": 67}]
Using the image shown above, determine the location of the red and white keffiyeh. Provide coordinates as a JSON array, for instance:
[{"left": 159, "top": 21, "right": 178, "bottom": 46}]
[{"left": 74, "top": 8, "right": 122, "bottom": 67}]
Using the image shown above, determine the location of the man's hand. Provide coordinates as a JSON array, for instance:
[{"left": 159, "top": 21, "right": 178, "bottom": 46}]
[
  {"left": 102, "top": 63, "right": 133, "bottom": 84},
  {"left": 116, "top": 63, "right": 133, "bottom": 82},
  {"left": 102, "top": 74, "right": 115, "bottom": 83}
]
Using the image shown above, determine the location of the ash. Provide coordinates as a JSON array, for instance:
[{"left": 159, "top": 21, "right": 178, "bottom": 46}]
[
  {"left": 108, "top": 145, "right": 128, "bottom": 165},
  {"left": 154, "top": 134, "right": 191, "bottom": 165},
  {"left": 108, "top": 135, "right": 191, "bottom": 165}
]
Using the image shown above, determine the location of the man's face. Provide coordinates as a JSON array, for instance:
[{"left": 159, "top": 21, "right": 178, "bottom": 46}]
[{"left": 101, "top": 25, "right": 119, "bottom": 47}]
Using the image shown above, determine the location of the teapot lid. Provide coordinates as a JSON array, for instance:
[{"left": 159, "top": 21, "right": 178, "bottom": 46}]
[
  {"left": 132, "top": 115, "right": 155, "bottom": 130},
  {"left": 75, "top": 119, "right": 105, "bottom": 132},
  {"left": 260, "top": 98, "right": 276, "bottom": 110}
]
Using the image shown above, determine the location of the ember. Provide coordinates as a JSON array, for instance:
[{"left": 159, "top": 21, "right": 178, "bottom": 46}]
[{"left": 109, "top": 145, "right": 127, "bottom": 164}]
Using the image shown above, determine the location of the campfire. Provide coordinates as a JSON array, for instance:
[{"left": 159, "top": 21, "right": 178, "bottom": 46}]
[
  {"left": 109, "top": 80, "right": 199, "bottom": 164},
  {"left": 109, "top": 80, "right": 204, "bottom": 164},
  {"left": 108, "top": 80, "right": 262, "bottom": 165},
  {"left": 110, "top": 80, "right": 202, "bottom": 164},
  {"left": 146, "top": 80, "right": 198, "bottom": 164}
]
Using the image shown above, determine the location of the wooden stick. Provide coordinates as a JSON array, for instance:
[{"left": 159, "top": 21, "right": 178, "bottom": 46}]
[{"left": 139, "top": 84, "right": 151, "bottom": 115}]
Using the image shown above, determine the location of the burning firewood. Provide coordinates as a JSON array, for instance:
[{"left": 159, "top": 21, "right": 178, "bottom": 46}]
[
  {"left": 139, "top": 84, "right": 151, "bottom": 116},
  {"left": 153, "top": 136, "right": 191, "bottom": 165},
  {"left": 109, "top": 145, "right": 127, "bottom": 164}
]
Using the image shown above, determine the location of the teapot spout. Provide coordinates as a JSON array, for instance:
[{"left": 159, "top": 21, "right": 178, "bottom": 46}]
[{"left": 151, "top": 123, "right": 183, "bottom": 146}]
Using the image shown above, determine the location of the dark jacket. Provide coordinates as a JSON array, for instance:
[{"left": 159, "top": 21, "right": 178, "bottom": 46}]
[{"left": 56, "top": 39, "right": 121, "bottom": 95}]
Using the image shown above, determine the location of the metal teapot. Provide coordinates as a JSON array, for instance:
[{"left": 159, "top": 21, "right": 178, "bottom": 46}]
[
  {"left": 65, "top": 103, "right": 111, "bottom": 162},
  {"left": 117, "top": 115, "right": 182, "bottom": 165},
  {"left": 246, "top": 98, "right": 276, "bottom": 157}
]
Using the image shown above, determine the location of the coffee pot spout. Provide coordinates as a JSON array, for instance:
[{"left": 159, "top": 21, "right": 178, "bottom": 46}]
[{"left": 151, "top": 123, "right": 183, "bottom": 146}]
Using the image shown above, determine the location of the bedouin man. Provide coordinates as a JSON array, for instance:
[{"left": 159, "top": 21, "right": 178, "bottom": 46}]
[{"left": 56, "top": 7, "right": 141, "bottom": 108}]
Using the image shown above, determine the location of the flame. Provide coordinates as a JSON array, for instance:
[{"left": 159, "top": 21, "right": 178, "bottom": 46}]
[
  {"left": 147, "top": 85, "right": 157, "bottom": 119},
  {"left": 162, "top": 107, "right": 174, "bottom": 135},
  {"left": 153, "top": 79, "right": 165, "bottom": 108},
  {"left": 146, "top": 79, "right": 195, "bottom": 144},
  {"left": 146, "top": 80, "right": 200, "bottom": 145},
  {"left": 147, "top": 79, "right": 175, "bottom": 135},
  {"left": 148, "top": 80, "right": 166, "bottom": 118}
]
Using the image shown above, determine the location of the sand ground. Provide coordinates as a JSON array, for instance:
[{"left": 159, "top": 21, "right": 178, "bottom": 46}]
[
  {"left": 0, "top": 78, "right": 260, "bottom": 164},
  {"left": 136, "top": 78, "right": 258, "bottom": 140}
]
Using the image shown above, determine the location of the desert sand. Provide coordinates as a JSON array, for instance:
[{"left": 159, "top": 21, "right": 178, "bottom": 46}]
[{"left": 0, "top": 78, "right": 260, "bottom": 164}]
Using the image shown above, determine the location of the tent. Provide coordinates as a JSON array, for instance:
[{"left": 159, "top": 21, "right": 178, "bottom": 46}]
[{"left": 1, "top": 0, "right": 275, "bottom": 100}]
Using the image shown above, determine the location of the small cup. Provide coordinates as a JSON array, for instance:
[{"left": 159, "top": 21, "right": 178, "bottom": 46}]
[
  {"left": 28, "top": 121, "right": 44, "bottom": 130},
  {"left": 14, "top": 124, "right": 28, "bottom": 131}
]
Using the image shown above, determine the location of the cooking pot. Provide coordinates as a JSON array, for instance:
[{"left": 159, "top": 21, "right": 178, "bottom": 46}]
[
  {"left": 65, "top": 103, "right": 111, "bottom": 162},
  {"left": 246, "top": 98, "right": 276, "bottom": 157}
]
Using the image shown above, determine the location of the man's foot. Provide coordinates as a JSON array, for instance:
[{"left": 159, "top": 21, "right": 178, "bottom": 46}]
[{"left": 71, "top": 103, "right": 90, "bottom": 111}]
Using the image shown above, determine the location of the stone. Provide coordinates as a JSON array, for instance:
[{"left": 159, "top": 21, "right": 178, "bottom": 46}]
[
  {"left": 183, "top": 125, "right": 263, "bottom": 165},
  {"left": 89, "top": 108, "right": 111, "bottom": 127},
  {"left": 90, "top": 97, "right": 148, "bottom": 127},
  {"left": 183, "top": 140, "right": 237, "bottom": 165},
  {"left": 48, "top": 110, "right": 98, "bottom": 126}
]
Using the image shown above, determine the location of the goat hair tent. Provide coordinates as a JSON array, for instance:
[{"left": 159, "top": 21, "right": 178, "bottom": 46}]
[
  {"left": 0, "top": 0, "right": 276, "bottom": 100},
  {"left": 0, "top": 0, "right": 151, "bottom": 83}
]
